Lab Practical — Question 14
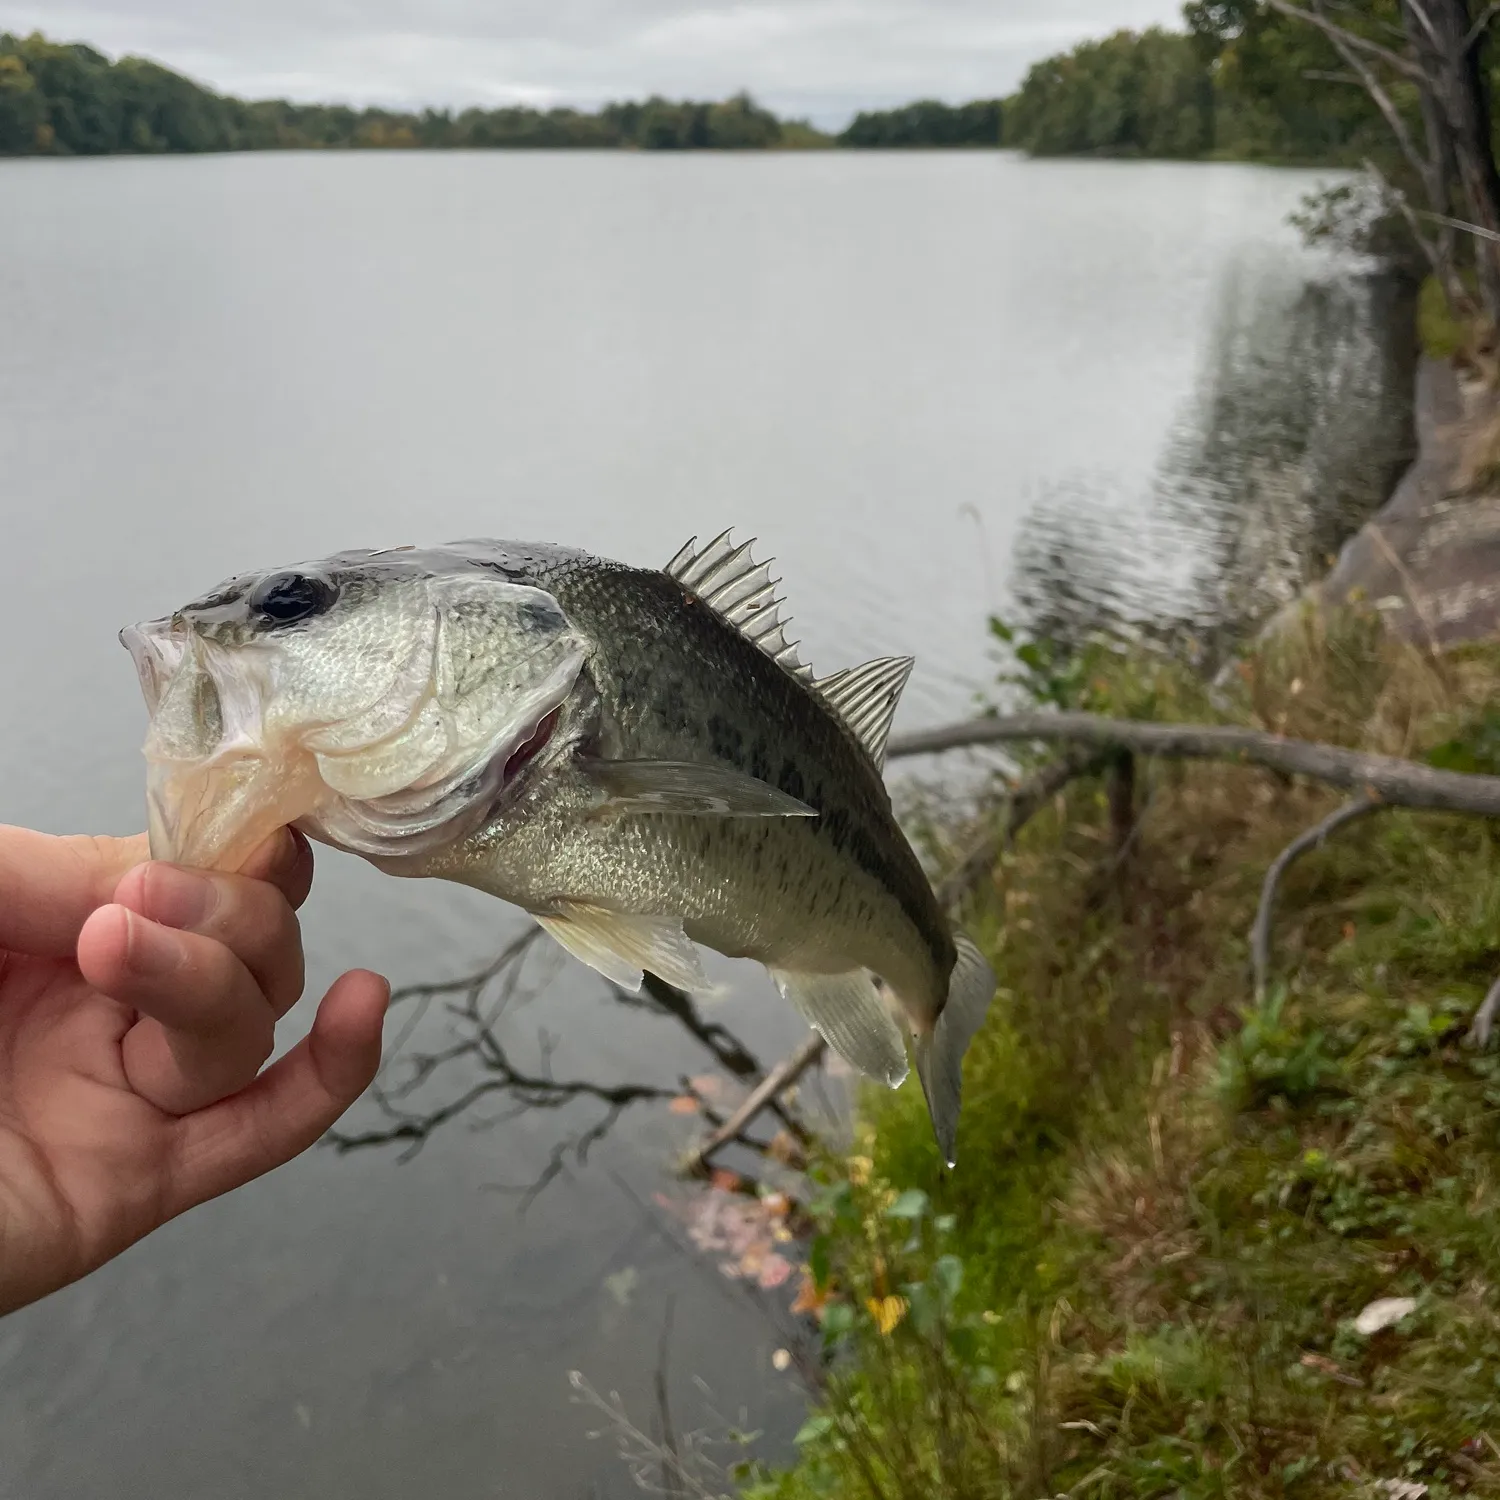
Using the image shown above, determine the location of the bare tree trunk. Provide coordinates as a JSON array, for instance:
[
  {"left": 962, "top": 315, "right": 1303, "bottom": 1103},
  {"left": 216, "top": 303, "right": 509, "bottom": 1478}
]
[
  {"left": 1406, "top": 0, "right": 1500, "bottom": 324},
  {"left": 1414, "top": 68, "right": 1472, "bottom": 310}
]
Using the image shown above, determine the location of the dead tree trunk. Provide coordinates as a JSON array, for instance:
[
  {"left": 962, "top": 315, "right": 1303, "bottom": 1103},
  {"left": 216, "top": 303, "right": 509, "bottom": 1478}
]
[
  {"left": 1406, "top": 0, "right": 1500, "bottom": 325},
  {"left": 1264, "top": 0, "right": 1500, "bottom": 336}
]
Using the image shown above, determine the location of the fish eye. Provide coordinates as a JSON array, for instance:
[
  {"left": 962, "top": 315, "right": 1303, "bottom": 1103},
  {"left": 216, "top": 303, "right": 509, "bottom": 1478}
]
[{"left": 248, "top": 572, "right": 337, "bottom": 626}]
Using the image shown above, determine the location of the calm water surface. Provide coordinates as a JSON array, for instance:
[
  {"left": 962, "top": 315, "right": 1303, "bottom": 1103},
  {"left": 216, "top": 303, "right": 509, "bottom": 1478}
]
[{"left": 0, "top": 150, "right": 1341, "bottom": 1498}]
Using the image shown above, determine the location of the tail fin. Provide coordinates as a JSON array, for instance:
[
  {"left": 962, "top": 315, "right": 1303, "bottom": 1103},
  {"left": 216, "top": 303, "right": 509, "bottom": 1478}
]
[{"left": 912, "top": 935, "right": 996, "bottom": 1167}]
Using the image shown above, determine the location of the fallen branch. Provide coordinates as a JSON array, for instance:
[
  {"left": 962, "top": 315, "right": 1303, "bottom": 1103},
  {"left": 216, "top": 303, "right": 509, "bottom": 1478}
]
[
  {"left": 687, "top": 1032, "right": 827, "bottom": 1172},
  {"left": 886, "top": 711, "right": 1500, "bottom": 818},
  {"left": 1250, "top": 796, "right": 1386, "bottom": 999}
]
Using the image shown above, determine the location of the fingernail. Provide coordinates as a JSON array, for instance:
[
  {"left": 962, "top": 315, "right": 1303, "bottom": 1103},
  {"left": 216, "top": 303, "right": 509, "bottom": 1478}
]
[
  {"left": 143, "top": 864, "right": 217, "bottom": 930},
  {"left": 122, "top": 909, "right": 185, "bottom": 978}
]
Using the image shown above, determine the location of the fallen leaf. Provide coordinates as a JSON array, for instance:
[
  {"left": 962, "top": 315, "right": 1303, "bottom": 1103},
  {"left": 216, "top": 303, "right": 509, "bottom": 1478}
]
[
  {"left": 761, "top": 1191, "right": 790, "bottom": 1218},
  {"left": 1376, "top": 1481, "right": 1428, "bottom": 1499},
  {"left": 866, "top": 1295, "right": 908, "bottom": 1336},
  {"left": 1354, "top": 1297, "right": 1417, "bottom": 1336},
  {"left": 758, "top": 1253, "right": 794, "bottom": 1290},
  {"left": 710, "top": 1169, "right": 742, "bottom": 1194},
  {"left": 791, "top": 1272, "right": 830, "bottom": 1317},
  {"left": 668, "top": 1095, "right": 699, "bottom": 1116}
]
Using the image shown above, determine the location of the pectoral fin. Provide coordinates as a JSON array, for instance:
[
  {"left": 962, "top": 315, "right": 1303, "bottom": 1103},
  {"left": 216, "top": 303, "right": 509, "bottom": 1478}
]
[
  {"left": 581, "top": 758, "right": 815, "bottom": 818},
  {"left": 535, "top": 902, "right": 713, "bottom": 995},
  {"left": 769, "top": 968, "right": 910, "bottom": 1088}
]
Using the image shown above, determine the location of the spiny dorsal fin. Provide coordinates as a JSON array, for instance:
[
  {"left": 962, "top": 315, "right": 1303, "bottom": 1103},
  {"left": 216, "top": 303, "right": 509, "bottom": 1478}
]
[
  {"left": 813, "top": 655, "right": 915, "bottom": 771},
  {"left": 664, "top": 530, "right": 814, "bottom": 684}
]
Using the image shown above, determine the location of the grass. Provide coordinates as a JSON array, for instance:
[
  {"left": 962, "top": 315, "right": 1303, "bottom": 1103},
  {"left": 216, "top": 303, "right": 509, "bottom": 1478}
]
[{"left": 744, "top": 605, "right": 1500, "bottom": 1500}]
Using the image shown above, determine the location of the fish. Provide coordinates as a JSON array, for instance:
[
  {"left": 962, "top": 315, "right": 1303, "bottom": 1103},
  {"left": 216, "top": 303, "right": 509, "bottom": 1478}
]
[{"left": 120, "top": 532, "right": 996, "bottom": 1163}]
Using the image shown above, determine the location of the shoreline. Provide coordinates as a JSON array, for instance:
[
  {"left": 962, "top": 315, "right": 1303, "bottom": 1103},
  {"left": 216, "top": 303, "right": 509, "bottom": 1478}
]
[{"left": 1322, "top": 354, "right": 1500, "bottom": 646}]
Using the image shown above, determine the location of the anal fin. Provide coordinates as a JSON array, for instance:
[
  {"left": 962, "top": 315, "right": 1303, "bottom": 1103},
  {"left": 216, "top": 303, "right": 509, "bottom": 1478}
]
[
  {"left": 769, "top": 967, "right": 910, "bottom": 1088},
  {"left": 536, "top": 903, "right": 713, "bottom": 996}
]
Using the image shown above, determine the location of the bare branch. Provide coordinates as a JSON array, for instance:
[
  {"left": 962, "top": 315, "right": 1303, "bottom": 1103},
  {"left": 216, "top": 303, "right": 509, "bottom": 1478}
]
[
  {"left": 1261, "top": 0, "right": 1428, "bottom": 82},
  {"left": 1364, "top": 158, "right": 1460, "bottom": 302},
  {"left": 1306, "top": 13, "right": 1437, "bottom": 191},
  {"left": 1401, "top": 0, "right": 1443, "bottom": 52},
  {"left": 1418, "top": 206, "right": 1500, "bottom": 241},
  {"left": 1464, "top": 1, "right": 1500, "bottom": 52},
  {"left": 687, "top": 1032, "right": 827, "bottom": 1171},
  {"left": 886, "top": 711, "right": 1500, "bottom": 819},
  {"left": 1250, "top": 796, "right": 1386, "bottom": 999}
]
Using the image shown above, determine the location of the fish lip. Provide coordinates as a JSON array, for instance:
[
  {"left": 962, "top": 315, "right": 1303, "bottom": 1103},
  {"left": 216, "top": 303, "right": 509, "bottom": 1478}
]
[{"left": 120, "top": 616, "right": 187, "bottom": 715}]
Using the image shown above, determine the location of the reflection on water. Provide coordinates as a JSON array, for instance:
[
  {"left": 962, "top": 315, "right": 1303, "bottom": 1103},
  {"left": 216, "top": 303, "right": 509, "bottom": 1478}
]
[{"left": 1012, "top": 253, "right": 1417, "bottom": 657}]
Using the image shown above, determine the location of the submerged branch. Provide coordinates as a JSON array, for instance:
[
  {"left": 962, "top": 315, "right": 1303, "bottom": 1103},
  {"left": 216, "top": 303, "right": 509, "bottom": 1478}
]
[
  {"left": 887, "top": 712, "right": 1500, "bottom": 818},
  {"left": 687, "top": 1033, "right": 828, "bottom": 1172},
  {"left": 1250, "top": 796, "right": 1387, "bottom": 999}
]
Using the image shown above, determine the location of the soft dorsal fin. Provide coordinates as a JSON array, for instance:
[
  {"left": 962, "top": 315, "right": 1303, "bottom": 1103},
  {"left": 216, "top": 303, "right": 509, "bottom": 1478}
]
[
  {"left": 813, "top": 656, "right": 914, "bottom": 770},
  {"left": 664, "top": 530, "right": 814, "bottom": 684}
]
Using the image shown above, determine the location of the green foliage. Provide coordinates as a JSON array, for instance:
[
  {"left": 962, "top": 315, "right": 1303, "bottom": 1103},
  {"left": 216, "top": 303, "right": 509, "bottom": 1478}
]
[
  {"left": 763, "top": 618, "right": 1500, "bottom": 1498},
  {"left": 1187, "top": 0, "right": 1402, "bottom": 165},
  {"left": 1418, "top": 273, "right": 1475, "bottom": 360},
  {"left": 1002, "top": 28, "right": 1214, "bottom": 159},
  {"left": 998, "top": 4, "right": 1422, "bottom": 168},
  {"left": 839, "top": 99, "right": 1002, "bottom": 149},
  {"left": 0, "top": 32, "right": 832, "bottom": 155}
]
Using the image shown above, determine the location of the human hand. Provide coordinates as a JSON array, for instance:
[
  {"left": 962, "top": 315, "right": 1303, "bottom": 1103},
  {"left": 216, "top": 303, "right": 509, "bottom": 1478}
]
[{"left": 0, "top": 825, "right": 389, "bottom": 1315}]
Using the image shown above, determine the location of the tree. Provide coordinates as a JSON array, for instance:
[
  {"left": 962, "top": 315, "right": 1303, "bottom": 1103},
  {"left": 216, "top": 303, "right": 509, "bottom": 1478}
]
[
  {"left": 1246, "top": 0, "right": 1500, "bottom": 331},
  {"left": 1002, "top": 30, "right": 1212, "bottom": 157}
]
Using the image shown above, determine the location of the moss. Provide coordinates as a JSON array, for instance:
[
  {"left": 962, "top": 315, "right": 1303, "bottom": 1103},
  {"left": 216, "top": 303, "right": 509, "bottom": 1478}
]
[
  {"left": 1417, "top": 274, "right": 1473, "bottom": 361},
  {"left": 750, "top": 612, "right": 1500, "bottom": 1500}
]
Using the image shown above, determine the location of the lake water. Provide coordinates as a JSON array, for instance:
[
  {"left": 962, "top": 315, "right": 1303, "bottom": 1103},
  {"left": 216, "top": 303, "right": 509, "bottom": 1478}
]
[{"left": 0, "top": 150, "right": 1353, "bottom": 1498}]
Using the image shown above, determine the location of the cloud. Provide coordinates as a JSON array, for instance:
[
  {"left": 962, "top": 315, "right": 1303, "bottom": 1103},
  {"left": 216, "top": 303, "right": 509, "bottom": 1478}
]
[{"left": 0, "top": 0, "right": 1189, "bottom": 125}]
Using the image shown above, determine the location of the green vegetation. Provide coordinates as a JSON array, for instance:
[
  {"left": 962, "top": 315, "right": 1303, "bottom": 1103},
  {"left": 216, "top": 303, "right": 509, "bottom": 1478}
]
[
  {"left": 1002, "top": 28, "right": 1214, "bottom": 159},
  {"left": 1000, "top": 8, "right": 1405, "bottom": 164},
  {"left": 1, "top": 4, "right": 1480, "bottom": 166},
  {"left": 0, "top": 32, "right": 830, "bottom": 155},
  {"left": 748, "top": 608, "right": 1500, "bottom": 1498},
  {"left": 838, "top": 100, "right": 1003, "bottom": 149}
]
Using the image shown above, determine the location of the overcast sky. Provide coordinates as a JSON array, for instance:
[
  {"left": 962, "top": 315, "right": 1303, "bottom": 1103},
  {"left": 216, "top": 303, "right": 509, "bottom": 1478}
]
[{"left": 0, "top": 1, "right": 1188, "bottom": 126}]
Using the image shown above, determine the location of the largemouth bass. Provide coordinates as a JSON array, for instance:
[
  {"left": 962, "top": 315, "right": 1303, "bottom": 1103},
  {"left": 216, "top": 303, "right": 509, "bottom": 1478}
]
[{"left": 120, "top": 532, "right": 996, "bottom": 1162}]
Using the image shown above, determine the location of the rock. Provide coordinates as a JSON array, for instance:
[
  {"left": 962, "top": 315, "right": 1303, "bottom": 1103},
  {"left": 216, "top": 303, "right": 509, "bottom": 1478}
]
[
  {"left": 1353, "top": 1295, "right": 1418, "bottom": 1335},
  {"left": 1323, "top": 357, "right": 1500, "bottom": 646}
]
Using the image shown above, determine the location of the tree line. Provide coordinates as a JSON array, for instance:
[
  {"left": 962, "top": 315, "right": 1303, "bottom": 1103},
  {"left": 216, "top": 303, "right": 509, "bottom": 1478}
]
[
  {"left": 7, "top": 8, "right": 1497, "bottom": 177},
  {"left": 0, "top": 31, "right": 1006, "bottom": 156}
]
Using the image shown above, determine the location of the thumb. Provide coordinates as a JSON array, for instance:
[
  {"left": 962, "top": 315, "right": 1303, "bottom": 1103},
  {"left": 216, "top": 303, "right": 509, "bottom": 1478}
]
[{"left": 166, "top": 970, "right": 389, "bottom": 1213}]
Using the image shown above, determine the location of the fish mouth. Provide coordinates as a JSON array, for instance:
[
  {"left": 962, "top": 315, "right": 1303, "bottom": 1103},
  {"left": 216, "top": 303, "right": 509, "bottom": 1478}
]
[
  {"left": 123, "top": 616, "right": 331, "bottom": 871},
  {"left": 122, "top": 617, "right": 585, "bottom": 873}
]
